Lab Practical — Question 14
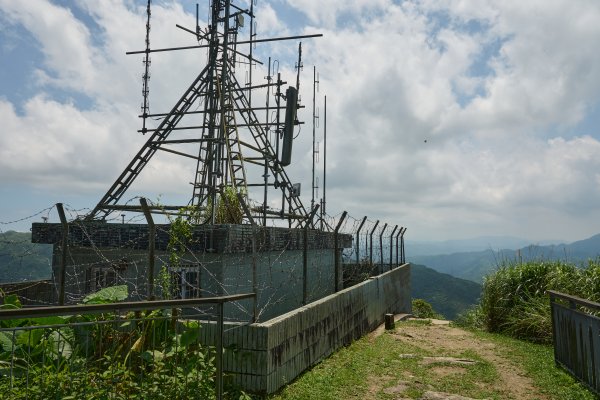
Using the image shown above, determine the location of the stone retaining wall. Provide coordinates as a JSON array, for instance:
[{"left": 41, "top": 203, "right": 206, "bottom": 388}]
[{"left": 199, "top": 263, "right": 411, "bottom": 394}]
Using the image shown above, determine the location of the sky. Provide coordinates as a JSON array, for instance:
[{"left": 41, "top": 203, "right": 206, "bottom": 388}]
[{"left": 1, "top": 0, "right": 600, "bottom": 242}]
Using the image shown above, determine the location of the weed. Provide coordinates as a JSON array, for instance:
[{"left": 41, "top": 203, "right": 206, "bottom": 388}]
[{"left": 457, "top": 259, "right": 600, "bottom": 343}]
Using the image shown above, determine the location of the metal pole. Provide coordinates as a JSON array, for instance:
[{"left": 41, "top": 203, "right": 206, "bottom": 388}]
[
  {"left": 401, "top": 227, "right": 407, "bottom": 264},
  {"left": 395, "top": 228, "right": 402, "bottom": 266},
  {"left": 125, "top": 34, "right": 324, "bottom": 56},
  {"left": 140, "top": 198, "right": 155, "bottom": 300},
  {"left": 216, "top": 301, "right": 224, "bottom": 400},
  {"left": 140, "top": 0, "right": 151, "bottom": 135},
  {"left": 248, "top": 0, "right": 255, "bottom": 107},
  {"left": 0, "top": 293, "right": 256, "bottom": 320},
  {"left": 323, "top": 95, "right": 327, "bottom": 216},
  {"left": 302, "top": 205, "right": 320, "bottom": 304},
  {"left": 264, "top": 57, "right": 272, "bottom": 226},
  {"left": 311, "top": 66, "right": 316, "bottom": 212},
  {"left": 389, "top": 225, "right": 398, "bottom": 270},
  {"left": 334, "top": 211, "right": 348, "bottom": 292},
  {"left": 369, "top": 220, "right": 379, "bottom": 267},
  {"left": 216, "top": 0, "right": 232, "bottom": 183},
  {"left": 237, "top": 194, "right": 258, "bottom": 322},
  {"left": 303, "top": 226, "right": 308, "bottom": 304},
  {"left": 379, "top": 223, "right": 387, "bottom": 274},
  {"left": 356, "top": 216, "right": 367, "bottom": 265},
  {"left": 56, "top": 203, "right": 68, "bottom": 306}
]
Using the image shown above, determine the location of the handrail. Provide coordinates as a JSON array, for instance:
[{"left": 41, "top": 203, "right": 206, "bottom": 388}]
[
  {"left": 548, "top": 290, "right": 600, "bottom": 311},
  {"left": 0, "top": 292, "right": 255, "bottom": 320}
]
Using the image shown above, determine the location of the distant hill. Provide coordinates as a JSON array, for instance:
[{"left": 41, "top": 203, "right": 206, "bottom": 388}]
[
  {"left": 0, "top": 231, "right": 52, "bottom": 283},
  {"left": 407, "top": 236, "right": 534, "bottom": 257},
  {"left": 411, "top": 263, "right": 481, "bottom": 320},
  {"left": 410, "top": 233, "right": 600, "bottom": 283}
]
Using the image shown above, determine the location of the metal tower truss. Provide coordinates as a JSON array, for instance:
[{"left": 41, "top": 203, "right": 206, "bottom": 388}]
[{"left": 86, "top": 0, "right": 321, "bottom": 228}]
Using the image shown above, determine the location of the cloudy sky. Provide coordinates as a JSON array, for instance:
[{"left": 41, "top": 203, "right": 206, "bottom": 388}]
[{"left": 1, "top": 0, "right": 599, "bottom": 242}]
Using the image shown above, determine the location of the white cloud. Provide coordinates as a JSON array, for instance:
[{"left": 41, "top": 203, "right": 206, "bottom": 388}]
[
  {"left": 283, "top": 0, "right": 391, "bottom": 27},
  {"left": 293, "top": 0, "right": 600, "bottom": 239},
  {"left": 0, "top": 95, "right": 124, "bottom": 190},
  {"left": 0, "top": 0, "right": 100, "bottom": 94},
  {"left": 255, "top": 3, "right": 285, "bottom": 35},
  {"left": 2, "top": 0, "right": 600, "bottom": 241}
]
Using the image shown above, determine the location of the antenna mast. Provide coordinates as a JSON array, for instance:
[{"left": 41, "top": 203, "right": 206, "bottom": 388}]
[
  {"left": 311, "top": 66, "right": 319, "bottom": 212},
  {"left": 322, "top": 95, "right": 327, "bottom": 219},
  {"left": 140, "top": 0, "right": 151, "bottom": 135}
]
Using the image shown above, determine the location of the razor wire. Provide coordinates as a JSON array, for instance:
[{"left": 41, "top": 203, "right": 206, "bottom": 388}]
[{"left": 0, "top": 203, "right": 407, "bottom": 324}]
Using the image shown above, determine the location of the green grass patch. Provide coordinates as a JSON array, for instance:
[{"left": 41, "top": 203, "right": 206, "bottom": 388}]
[
  {"left": 470, "top": 329, "right": 597, "bottom": 400},
  {"left": 265, "top": 320, "right": 597, "bottom": 400},
  {"left": 269, "top": 323, "right": 486, "bottom": 399}
]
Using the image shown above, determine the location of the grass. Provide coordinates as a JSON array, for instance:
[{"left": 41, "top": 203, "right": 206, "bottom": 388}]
[
  {"left": 457, "top": 259, "right": 600, "bottom": 343},
  {"left": 472, "top": 329, "right": 597, "bottom": 400},
  {"left": 266, "top": 261, "right": 600, "bottom": 399},
  {"left": 265, "top": 320, "right": 596, "bottom": 400}
]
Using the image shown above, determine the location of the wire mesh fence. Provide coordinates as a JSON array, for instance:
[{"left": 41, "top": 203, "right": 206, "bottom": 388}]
[
  {"left": 331, "top": 213, "right": 407, "bottom": 289},
  {"left": 0, "top": 294, "right": 253, "bottom": 400},
  {"left": 1, "top": 204, "right": 406, "bottom": 314}
]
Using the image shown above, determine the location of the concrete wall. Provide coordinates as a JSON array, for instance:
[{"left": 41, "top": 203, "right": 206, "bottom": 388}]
[
  {"left": 219, "top": 249, "right": 335, "bottom": 321},
  {"left": 51, "top": 246, "right": 150, "bottom": 304},
  {"left": 51, "top": 245, "right": 338, "bottom": 322},
  {"left": 198, "top": 263, "right": 411, "bottom": 394}
]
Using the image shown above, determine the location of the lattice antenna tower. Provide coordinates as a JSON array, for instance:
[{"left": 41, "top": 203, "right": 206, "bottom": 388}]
[{"left": 85, "top": 1, "right": 322, "bottom": 228}]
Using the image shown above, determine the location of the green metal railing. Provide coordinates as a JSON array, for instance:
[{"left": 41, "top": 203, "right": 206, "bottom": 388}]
[
  {"left": 0, "top": 293, "right": 254, "bottom": 400},
  {"left": 549, "top": 290, "right": 600, "bottom": 395}
]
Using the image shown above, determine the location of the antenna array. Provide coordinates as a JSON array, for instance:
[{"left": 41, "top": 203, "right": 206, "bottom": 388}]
[{"left": 85, "top": 1, "right": 323, "bottom": 228}]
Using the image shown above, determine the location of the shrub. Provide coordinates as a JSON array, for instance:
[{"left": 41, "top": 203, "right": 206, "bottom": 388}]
[
  {"left": 458, "top": 259, "right": 600, "bottom": 343},
  {"left": 0, "top": 287, "right": 252, "bottom": 399},
  {"left": 411, "top": 298, "right": 442, "bottom": 319}
]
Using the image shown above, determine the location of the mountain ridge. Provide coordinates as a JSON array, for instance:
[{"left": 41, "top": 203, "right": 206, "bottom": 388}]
[{"left": 410, "top": 233, "right": 600, "bottom": 283}]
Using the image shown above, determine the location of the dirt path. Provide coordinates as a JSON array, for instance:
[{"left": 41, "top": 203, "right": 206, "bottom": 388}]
[{"left": 366, "top": 319, "right": 548, "bottom": 400}]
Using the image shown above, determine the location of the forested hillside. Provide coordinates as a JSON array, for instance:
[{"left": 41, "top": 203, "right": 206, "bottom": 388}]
[
  {"left": 411, "top": 263, "right": 481, "bottom": 320},
  {"left": 0, "top": 231, "right": 52, "bottom": 283}
]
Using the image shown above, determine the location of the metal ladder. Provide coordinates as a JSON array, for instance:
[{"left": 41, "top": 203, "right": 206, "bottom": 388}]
[{"left": 228, "top": 73, "right": 309, "bottom": 226}]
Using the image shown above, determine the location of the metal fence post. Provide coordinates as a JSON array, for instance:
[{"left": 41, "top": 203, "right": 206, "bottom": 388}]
[
  {"left": 334, "top": 211, "right": 348, "bottom": 292},
  {"left": 140, "top": 198, "right": 155, "bottom": 300},
  {"left": 303, "top": 205, "right": 320, "bottom": 305},
  {"left": 303, "top": 226, "right": 308, "bottom": 305},
  {"left": 216, "top": 301, "right": 224, "bottom": 400},
  {"left": 379, "top": 223, "right": 387, "bottom": 274},
  {"left": 400, "top": 227, "right": 407, "bottom": 264},
  {"left": 369, "top": 220, "right": 379, "bottom": 267},
  {"left": 395, "top": 227, "right": 402, "bottom": 266},
  {"left": 237, "top": 194, "right": 258, "bottom": 322},
  {"left": 56, "top": 203, "right": 68, "bottom": 306},
  {"left": 389, "top": 225, "right": 398, "bottom": 270},
  {"left": 356, "top": 216, "right": 367, "bottom": 265}
]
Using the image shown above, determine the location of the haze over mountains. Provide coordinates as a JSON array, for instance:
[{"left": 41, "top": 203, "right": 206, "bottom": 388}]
[
  {"left": 406, "top": 236, "right": 561, "bottom": 257},
  {"left": 409, "top": 234, "right": 600, "bottom": 283}
]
